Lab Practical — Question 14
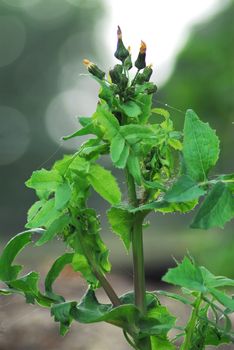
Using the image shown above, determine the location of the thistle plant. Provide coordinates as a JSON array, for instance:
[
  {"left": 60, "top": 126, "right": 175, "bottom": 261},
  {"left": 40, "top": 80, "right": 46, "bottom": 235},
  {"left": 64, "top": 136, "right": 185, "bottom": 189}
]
[{"left": 0, "top": 27, "right": 234, "bottom": 350}]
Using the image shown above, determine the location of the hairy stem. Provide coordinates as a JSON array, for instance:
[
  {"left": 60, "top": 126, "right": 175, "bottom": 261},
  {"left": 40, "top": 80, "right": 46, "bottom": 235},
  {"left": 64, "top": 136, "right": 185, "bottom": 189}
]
[{"left": 180, "top": 294, "right": 202, "bottom": 350}]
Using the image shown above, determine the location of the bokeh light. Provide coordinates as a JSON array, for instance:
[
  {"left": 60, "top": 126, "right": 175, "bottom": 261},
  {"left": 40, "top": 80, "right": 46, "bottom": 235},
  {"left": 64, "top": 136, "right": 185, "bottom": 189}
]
[
  {"left": 0, "top": 106, "right": 30, "bottom": 165},
  {"left": 0, "top": 16, "right": 26, "bottom": 68}
]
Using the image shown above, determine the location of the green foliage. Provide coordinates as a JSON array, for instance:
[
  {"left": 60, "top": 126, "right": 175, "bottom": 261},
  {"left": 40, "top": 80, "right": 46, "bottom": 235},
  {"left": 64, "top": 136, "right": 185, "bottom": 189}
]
[{"left": 0, "top": 27, "right": 233, "bottom": 350}]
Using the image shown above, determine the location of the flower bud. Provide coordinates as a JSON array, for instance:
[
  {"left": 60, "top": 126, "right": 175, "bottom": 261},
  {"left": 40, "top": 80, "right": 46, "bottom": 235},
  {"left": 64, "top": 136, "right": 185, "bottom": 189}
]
[
  {"left": 109, "top": 64, "right": 122, "bottom": 84},
  {"left": 124, "top": 46, "right": 133, "bottom": 70},
  {"left": 83, "top": 59, "right": 105, "bottom": 80},
  {"left": 145, "top": 83, "right": 157, "bottom": 94},
  {"left": 135, "top": 41, "right": 147, "bottom": 70},
  {"left": 114, "top": 26, "right": 129, "bottom": 62}
]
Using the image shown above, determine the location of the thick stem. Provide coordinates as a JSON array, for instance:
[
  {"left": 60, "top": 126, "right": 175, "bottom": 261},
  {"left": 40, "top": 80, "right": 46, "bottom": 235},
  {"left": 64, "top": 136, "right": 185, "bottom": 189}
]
[{"left": 180, "top": 294, "right": 202, "bottom": 350}]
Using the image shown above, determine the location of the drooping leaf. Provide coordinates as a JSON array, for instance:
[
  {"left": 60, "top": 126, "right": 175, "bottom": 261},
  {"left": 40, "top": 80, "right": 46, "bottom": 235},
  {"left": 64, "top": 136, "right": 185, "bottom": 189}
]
[
  {"left": 51, "top": 301, "right": 77, "bottom": 336},
  {"left": 209, "top": 288, "right": 234, "bottom": 311},
  {"left": 151, "top": 108, "right": 170, "bottom": 119},
  {"left": 162, "top": 256, "right": 206, "bottom": 292},
  {"left": 191, "top": 182, "right": 234, "bottom": 229},
  {"left": 36, "top": 215, "right": 70, "bottom": 246},
  {"left": 55, "top": 182, "right": 72, "bottom": 210},
  {"left": 136, "top": 94, "right": 152, "bottom": 124},
  {"left": 107, "top": 207, "right": 134, "bottom": 250},
  {"left": 205, "top": 325, "right": 232, "bottom": 346},
  {"left": 183, "top": 109, "right": 220, "bottom": 181},
  {"left": 88, "top": 163, "right": 121, "bottom": 205},
  {"left": 45, "top": 253, "right": 74, "bottom": 302},
  {"left": 26, "top": 169, "right": 62, "bottom": 192},
  {"left": 0, "top": 230, "right": 42, "bottom": 281},
  {"left": 156, "top": 290, "right": 192, "bottom": 305},
  {"left": 63, "top": 120, "right": 101, "bottom": 140},
  {"left": 200, "top": 266, "right": 234, "bottom": 289},
  {"left": 164, "top": 175, "right": 205, "bottom": 202}
]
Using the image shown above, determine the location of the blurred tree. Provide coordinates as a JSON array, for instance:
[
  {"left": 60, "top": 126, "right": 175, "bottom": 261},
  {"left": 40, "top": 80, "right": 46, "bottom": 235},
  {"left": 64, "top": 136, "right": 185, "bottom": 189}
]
[
  {"left": 158, "top": 1, "right": 234, "bottom": 174},
  {"left": 0, "top": 0, "right": 104, "bottom": 237}
]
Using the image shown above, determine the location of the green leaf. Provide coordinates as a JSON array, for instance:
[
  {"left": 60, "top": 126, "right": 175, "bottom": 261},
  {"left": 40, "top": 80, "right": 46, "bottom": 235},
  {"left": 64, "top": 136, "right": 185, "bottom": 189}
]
[
  {"left": 120, "top": 124, "right": 155, "bottom": 144},
  {"left": 88, "top": 163, "right": 121, "bottom": 205},
  {"left": 26, "top": 198, "right": 62, "bottom": 229},
  {"left": 183, "top": 109, "right": 220, "bottom": 181},
  {"left": 110, "top": 133, "right": 125, "bottom": 163},
  {"left": 162, "top": 256, "right": 206, "bottom": 292},
  {"left": 51, "top": 301, "right": 77, "bottom": 335},
  {"left": 9, "top": 271, "right": 39, "bottom": 304},
  {"left": 164, "top": 175, "right": 205, "bottom": 202},
  {"left": 36, "top": 215, "right": 70, "bottom": 246},
  {"left": 156, "top": 290, "right": 192, "bottom": 305},
  {"left": 151, "top": 336, "right": 176, "bottom": 350},
  {"left": 151, "top": 108, "right": 170, "bottom": 119},
  {"left": 191, "top": 182, "right": 234, "bottom": 229},
  {"left": 119, "top": 100, "right": 142, "bottom": 119},
  {"left": 115, "top": 143, "right": 130, "bottom": 168},
  {"left": 205, "top": 325, "right": 232, "bottom": 346},
  {"left": 136, "top": 94, "right": 152, "bottom": 124},
  {"left": 45, "top": 253, "right": 74, "bottom": 301},
  {"left": 209, "top": 288, "right": 234, "bottom": 311},
  {"left": 127, "top": 152, "right": 142, "bottom": 185},
  {"left": 26, "top": 169, "right": 62, "bottom": 192},
  {"left": 0, "top": 230, "right": 40, "bottom": 281},
  {"left": 72, "top": 253, "right": 99, "bottom": 289},
  {"left": 63, "top": 121, "right": 100, "bottom": 140},
  {"left": 216, "top": 173, "right": 234, "bottom": 192},
  {"left": 94, "top": 104, "right": 119, "bottom": 139},
  {"left": 200, "top": 266, "right": 234, "bottom": 289},
  {"left": 107, "top": 207, "right": 134, "bottom": 250},
  {"left": 55, "top": 182, "right": 72, "bottom": 210},
  {"left": 71, "top": 289, "right": 138, "bottom": 329}
]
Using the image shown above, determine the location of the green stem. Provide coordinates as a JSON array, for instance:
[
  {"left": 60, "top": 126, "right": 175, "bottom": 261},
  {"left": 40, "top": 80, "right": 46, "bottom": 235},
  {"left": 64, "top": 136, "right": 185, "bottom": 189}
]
[
  {"left": 180, "top": 294, "right": 202, "bottom": 350},
  {"left": 125, "top": 170, "right": 147, "bottom": 314}
]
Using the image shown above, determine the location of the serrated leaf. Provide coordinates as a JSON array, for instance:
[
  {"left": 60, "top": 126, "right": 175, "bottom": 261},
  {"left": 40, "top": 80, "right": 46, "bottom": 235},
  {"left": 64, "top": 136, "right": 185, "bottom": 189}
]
[
  {"left": 88, "top": 163, "right": 121, "bottom": 204},
  {"left": 110, "top": 133, "right": 125, "bottom": 163},
  {"left": 164, "top": 175, "right": 205, "bottom": 202},
  {"left": 191, "top": 182, "right": 234, "bottom": 229},
  {"left": 120, "top": 100, "right": 142, "bottom": 118},
  {"left": 26, "top": 169, "right": 62, "bottom": 192},
  {"left": 107, "top": 207, "right": 134, "bottom": 250},
  {"left": 36, "top": 215, "right": 70, "bottom": 246},
  {"left": 183, "top": 109, "right": 220, "bottom": 181},
  {"left": 120, "top": 124, "right": 155, "bottom": 144},
  {"left": 162, "top": 256, "right": 206, "bottom": 292},
  {"left": 55, "top": 182, "right": 72, "bottom": 210},
  {"left": 200, "top": 266, "right": 234, "bottom": 289},
  {"left": 26, "top": 198, "right": 62, "bottom": 229},
  {"left": 45, "top": 253, "right": 74, "bottom": 302},
  {"left": 115, "top": 143, "right": 130, "bottom": 168},
  {"left": 94, "top": 104, "right": 119, "bottom": 139},
  {"left": 51, "top": 301, "right": 77, "bottom": 335}
]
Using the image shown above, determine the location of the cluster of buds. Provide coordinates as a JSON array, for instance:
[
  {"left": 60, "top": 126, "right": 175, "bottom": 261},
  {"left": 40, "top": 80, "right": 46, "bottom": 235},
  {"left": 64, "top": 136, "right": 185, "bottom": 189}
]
[{"left": 83, "top": 26, "right": 157, "bottom": 97}]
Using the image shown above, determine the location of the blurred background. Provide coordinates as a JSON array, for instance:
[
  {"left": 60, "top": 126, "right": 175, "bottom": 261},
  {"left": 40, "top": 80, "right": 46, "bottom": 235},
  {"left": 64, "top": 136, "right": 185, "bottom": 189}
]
[{"left": 0, "top": 0, "right": 233, "bottom": 349}]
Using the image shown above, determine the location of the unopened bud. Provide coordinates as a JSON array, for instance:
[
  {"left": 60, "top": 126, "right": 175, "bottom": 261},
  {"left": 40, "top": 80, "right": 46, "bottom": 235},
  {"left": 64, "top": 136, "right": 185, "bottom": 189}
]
[
  {"left": 109, "top": 64, "right": 122, "bottom": 84},
  {"left": 114, "top": 26, "right": 129, "bottom": 62},
  {"left": 135, "top": 40, "right": 147, "bottom": 70},
  {"left": 145, "top": 83, "right": 157, "bottom": 95},
  {"left": 83, "top": 59, "right": 105, "bottom": 80}
]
